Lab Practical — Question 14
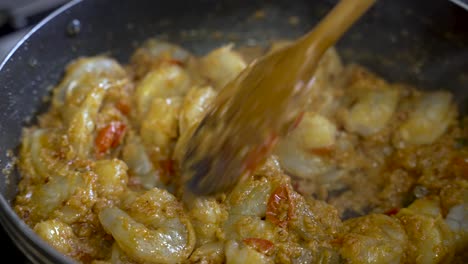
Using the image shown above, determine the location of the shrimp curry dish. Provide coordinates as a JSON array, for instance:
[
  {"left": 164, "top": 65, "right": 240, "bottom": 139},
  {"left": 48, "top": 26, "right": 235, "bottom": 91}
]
[{"left": 13, "top": 39, "right": 468, "bottom": 263}]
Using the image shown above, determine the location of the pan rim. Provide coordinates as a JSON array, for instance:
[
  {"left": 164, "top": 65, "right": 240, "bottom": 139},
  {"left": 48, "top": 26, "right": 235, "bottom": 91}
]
[{"left": 0, "top": 0, "right": 83, "bottom": 263}]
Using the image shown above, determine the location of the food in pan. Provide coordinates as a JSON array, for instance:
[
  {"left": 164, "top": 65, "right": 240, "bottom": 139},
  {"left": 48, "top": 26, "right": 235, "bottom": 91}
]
[{"left": 13, "top": 39, "right": 468, "bottom": 263}]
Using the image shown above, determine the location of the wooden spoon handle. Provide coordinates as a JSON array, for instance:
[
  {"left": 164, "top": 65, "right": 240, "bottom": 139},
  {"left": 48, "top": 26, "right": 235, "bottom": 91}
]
[{"left": 296, "top": 0, "right": 376, "bottom": 79}]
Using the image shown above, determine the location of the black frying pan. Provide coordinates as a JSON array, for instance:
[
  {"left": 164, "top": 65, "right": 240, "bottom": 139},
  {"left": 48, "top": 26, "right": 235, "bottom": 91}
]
[{"left": 0, "top": 0, "right": 467, "bottom": 263}]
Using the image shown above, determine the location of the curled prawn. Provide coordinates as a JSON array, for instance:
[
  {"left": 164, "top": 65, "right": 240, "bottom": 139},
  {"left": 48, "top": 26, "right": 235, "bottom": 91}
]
[
  {"left": 19, "top": 128, "right": 61, "bottom": 182},
  {"left": 198, "top": 44, "right": 247, "bottom": 90},
  {"left": 67, "top": 86, "right": 106, "bottom": 159},
  {"left": 51, "top": 56, "right": 127, "bottom": 125},
  {"left": 98, "top": 188, "right": 195, "bottom": 263},
  {"left": 397, "top": 198, "right": 455, "bottom": 264},
  {"left": 340, "top": 214, "right": 407, "bottom": 264}
]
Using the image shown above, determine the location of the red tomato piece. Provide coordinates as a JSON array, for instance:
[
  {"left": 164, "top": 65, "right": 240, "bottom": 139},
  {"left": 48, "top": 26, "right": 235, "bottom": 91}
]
[
  {"left": 243, "top": 238, "right": 274, "bottom": 255},
  {"left": 266, "top": 184, "right": 294, "bottom": 228},
  {"left": 95, "top": 121, "right": 126, "bottom": 154}
]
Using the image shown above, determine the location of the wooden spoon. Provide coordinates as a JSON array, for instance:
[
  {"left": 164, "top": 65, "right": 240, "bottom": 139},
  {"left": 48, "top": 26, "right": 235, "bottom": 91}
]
[{"left": 181, "top": 0, "right": 376, "bottom": 195}]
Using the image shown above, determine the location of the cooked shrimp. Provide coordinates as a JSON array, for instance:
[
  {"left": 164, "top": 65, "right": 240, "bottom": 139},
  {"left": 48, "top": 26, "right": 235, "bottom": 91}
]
[
  {"left": 224, "top": 240, "right": 273, "bottom": 264},
  {"left": 93, "top": 159, "right": 128, "bottom": 199},
  {"left": 274, "top": 112, "right": 337, "bottom": 179},
  {"left": 290, "top": 194, "right": 342, "bottom": 243},
  {"left": 19, "top": 128, "right": 61, "bottom": 182},
  {"left": 189, "top": 242, "right": 225, "bottom": 264},
  {"left": 15, "top": 166, "right": 96, "bottom": 225},
  {"left": 178, "top": 86, "right": 217, "bottom": 134},
  {"left": 397, "top": 198, "right": 455, "bottom": 264},
  {"left": 396, "top": 91, "right": 456, "bottom": 146},
  {"left": 67, "top": 86, "right": 106, "bottom": 159},
  {"left": 140, "top": 97, "right": 182, "bottom": 160},
  {"left": 223, "top": 167, "right": 286, "bottom": 241},
  {"left": 343, "top": 87, "right": 399, "bottom": 137},
  {"left": 186, "top": 196, "right": 228, "bottom": 246},
  {"left": 172, "top": 85, "right": 218, "bottom": 165},
  {"left": 228, "top": 174, "right": 276, "bottom": 217},
  {"left": 340, "top": 214, "right": 407, "bottom": 264},
  {"left": 34, "top": 219, "right": 80, "bottom": 257},
  {"left": 98, "top": 188, "right": 195, "bottom": 264},
  {"left": 121, "top": 131, "right": 163, "bottom": 189},
  {"left": 446, "top": 203, "right": 468, "bottom": 253},
  {"left": 51, "top": 56, "right": 127, "bottom": 125},
  {"left": 306, "top": 47, "right": 344, "bottom": 116},
  {"left": 438, "top": 168, "right": 468, "bottom": 247},
  {"left": 198, "top": 44, "right": 247, "bottom": 89},
  {"left": 134, "top": 64, "right": 191, "bottom": 117},
  {"left": 130, "top": 39, "right": 192, "bottom": 80}
]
